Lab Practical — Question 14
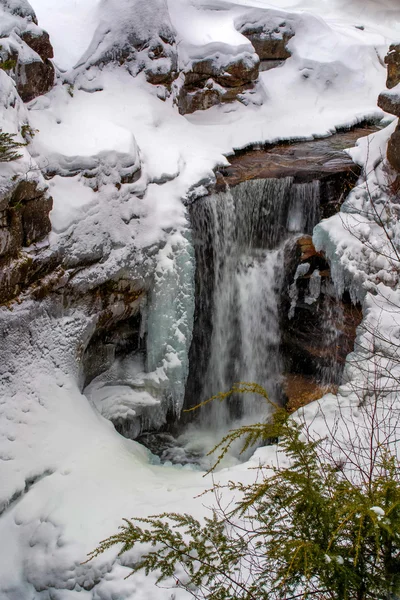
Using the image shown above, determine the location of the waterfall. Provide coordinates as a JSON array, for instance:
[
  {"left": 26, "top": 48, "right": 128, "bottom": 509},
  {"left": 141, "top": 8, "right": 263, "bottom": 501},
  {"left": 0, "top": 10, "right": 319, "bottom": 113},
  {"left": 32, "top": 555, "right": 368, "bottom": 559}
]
[{"left": 186, "top": 177, "right": 321, "bottom": 428}]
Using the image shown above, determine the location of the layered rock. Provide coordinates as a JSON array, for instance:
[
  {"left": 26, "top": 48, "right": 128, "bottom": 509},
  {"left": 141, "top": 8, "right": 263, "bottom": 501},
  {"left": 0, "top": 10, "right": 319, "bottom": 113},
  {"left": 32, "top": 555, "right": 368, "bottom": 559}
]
[
  {"left": 0, "top": 0, "right": 55, "bottom": 101},
  {"left": 214, "top": 126, "right": 377, "bottom": 216}
]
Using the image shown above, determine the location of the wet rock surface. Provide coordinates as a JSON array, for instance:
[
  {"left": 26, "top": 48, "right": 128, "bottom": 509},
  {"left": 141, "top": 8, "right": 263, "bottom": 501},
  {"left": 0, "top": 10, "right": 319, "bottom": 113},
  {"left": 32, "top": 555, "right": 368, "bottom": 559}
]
[
  {"left": 217, "top": 126, "right": 375, "bottom": 185},
  {"left": 215, "top": 126, "right": 378, "bottom": 216},
  {"left": 280, "top": 235, "right": 363, "bottom": 397}
]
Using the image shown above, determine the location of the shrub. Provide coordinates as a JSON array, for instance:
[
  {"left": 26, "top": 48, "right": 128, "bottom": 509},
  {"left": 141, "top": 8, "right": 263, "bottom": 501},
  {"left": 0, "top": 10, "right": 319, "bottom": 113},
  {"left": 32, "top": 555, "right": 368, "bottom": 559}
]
[
  {"left": 0, "top": 130, "right": 25, "bottom": 162},
  {"left": 87, "top": 383, "right": 400, "bottom": 600}
]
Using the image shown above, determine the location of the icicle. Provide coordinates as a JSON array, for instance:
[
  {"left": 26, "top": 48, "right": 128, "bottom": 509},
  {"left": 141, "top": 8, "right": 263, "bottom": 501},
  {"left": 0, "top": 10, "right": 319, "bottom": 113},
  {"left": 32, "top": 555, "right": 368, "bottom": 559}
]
[
  {"left": 146, "top": 223, "right": 195, "bottom": 421},
  {"left": 305, "top": 269, "right": 322, "bottom": 305},
  {"left": 289, "top": 262, "right": 310, "bottom": 319}
]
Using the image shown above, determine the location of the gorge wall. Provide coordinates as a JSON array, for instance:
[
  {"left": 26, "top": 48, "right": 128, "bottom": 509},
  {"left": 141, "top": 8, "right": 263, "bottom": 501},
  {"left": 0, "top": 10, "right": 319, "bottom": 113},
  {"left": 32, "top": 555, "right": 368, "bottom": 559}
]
[{"left": 0, "top": 0, "right": 380, "bottom": 442}]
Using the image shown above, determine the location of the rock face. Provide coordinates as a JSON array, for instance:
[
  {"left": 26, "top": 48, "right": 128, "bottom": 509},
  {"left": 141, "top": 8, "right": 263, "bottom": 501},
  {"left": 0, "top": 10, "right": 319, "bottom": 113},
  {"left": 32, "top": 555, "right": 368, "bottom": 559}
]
[
  {"left": 385, "top": 43, "right": 400, "bottom": 89},
  {"left": 0, "top": 180, "right": 53, "bottom": 303},
  {"left": 379, "top": 86, "right": 400, "bottom": 172},
  {"left": 177, "top": 53, "right": 260, "bottom": 114},
  {"left": 280, "top": 235, "right": 363, "bottom": 401},
  {"left": 0, "top": 1, "right": 55, "bottom": 102},
  {"left": 379, "top": 44, "right": 400, "bottom": 175},
  {"left": 214, "top": 126, "right": 378, "bottom": 216},
  {"left": 0, "top": 180, "right": 52, "bottom": 259}
]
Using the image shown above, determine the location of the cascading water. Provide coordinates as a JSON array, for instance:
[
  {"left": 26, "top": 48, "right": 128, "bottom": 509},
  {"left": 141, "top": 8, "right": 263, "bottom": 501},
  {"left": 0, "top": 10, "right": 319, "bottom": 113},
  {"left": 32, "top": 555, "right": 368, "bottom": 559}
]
[{"left": 185, "top": 177, "right": 321, "bottom": 431}]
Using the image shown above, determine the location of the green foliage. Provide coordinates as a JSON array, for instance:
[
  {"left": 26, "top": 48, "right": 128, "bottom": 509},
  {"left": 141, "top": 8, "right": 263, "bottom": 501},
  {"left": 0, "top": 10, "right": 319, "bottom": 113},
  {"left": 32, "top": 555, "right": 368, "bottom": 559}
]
[
  {"left": 185, "top": 382, "right": 286, "bottom": 473},
  {"left": 0, "top": 58, "right": 17, "bottom": 71},
  {"left": 20, "top": 124, "right": 37, "bottom": 142},
  {"left": 0, "top": 130, "right": 25, "bottom": 162},
  {"left": 87, "top": 384, "right": 400, "bottom": 600}
]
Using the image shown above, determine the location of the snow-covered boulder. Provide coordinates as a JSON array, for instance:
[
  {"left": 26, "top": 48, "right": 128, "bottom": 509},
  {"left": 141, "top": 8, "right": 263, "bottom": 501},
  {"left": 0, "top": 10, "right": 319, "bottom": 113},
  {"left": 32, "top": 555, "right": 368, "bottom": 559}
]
[
  {"left": 236, "top": 9, "right": 295, "bottom": 72},
  {"left": 75, "top": 0, "right": 177, "bottom": 86},
  {"left": 378, "top": 85, "right": 400, "bottom": 117},
  {"left": 0, "top": 0, "right": 55, "bottom": 101},
  {"left": 177, "top": 52, "right": 260, "bottom": 114}
]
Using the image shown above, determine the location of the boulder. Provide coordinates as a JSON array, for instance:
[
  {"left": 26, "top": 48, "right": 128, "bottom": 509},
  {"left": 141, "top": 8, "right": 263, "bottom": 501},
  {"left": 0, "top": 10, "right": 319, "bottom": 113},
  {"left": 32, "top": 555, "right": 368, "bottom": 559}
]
[
  {"left": 177, "top": 53, "right": 260, "bottom": 115},
  {"left": 20, "top": 30, "right": 54, "bottom": 60},
  {"left": 236, "top": 10, "right": 295, "bottom": 71},
  {"left": 14, "top": 59, "right": 55, "bottom": 102},
  {"left": 378, "top": 87, "right": 400, "bottom": 117}
]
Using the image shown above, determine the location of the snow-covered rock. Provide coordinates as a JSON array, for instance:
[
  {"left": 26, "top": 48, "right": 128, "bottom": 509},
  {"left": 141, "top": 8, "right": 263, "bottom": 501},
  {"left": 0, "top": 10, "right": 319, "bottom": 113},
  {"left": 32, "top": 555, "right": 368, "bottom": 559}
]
[
  {"left": 74, "top": 0, "right": 178, "bottom": 87},
  {"left": 0, "top": 0, "right": 55, "bottom": 101}
]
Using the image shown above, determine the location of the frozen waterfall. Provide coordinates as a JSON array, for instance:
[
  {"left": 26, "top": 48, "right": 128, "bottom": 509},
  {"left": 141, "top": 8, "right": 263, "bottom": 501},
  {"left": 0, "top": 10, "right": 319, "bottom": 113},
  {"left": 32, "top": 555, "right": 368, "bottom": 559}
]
[{"left": 185, "top": 177, "right": 321, "bottom": 428}]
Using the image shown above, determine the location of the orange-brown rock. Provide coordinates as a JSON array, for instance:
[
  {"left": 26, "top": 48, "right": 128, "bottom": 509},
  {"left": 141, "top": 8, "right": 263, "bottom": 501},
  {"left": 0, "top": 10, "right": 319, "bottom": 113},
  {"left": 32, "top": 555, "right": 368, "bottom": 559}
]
[
  {"left": 284, "top": 374, "right": 337, "bottom": 413},
  {"left": 385, "top": 43, "right": 400, "bottom": 89},
  {"left": 296, "top": 236, "right": 323, "bottom": 262}
]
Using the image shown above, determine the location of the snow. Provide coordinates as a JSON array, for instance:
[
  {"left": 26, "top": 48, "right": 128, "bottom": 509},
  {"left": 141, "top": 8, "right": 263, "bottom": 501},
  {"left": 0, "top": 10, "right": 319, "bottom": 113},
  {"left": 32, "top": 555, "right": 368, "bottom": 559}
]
[
  {"left": 1, "top": 0, "right": 400, "bottom": 597},
  {"left": 48, "top": 175, "right": 97, "bottom": 232},
  {"left": 29, "top": 0, "right": 101, "bottom": 71},
  {"left": 371, "top": 506, "right": 385, "bottom": 516}
]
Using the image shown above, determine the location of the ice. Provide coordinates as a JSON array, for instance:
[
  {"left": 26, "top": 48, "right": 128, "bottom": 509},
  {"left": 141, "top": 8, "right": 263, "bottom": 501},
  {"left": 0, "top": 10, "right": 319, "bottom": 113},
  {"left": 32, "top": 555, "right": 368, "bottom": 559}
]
[
  {"left": 288, "top": 262, "right": 310, "bottom": 319},
  {"left": 146, "top": 227, "right": 195, "bottom": 421}
]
